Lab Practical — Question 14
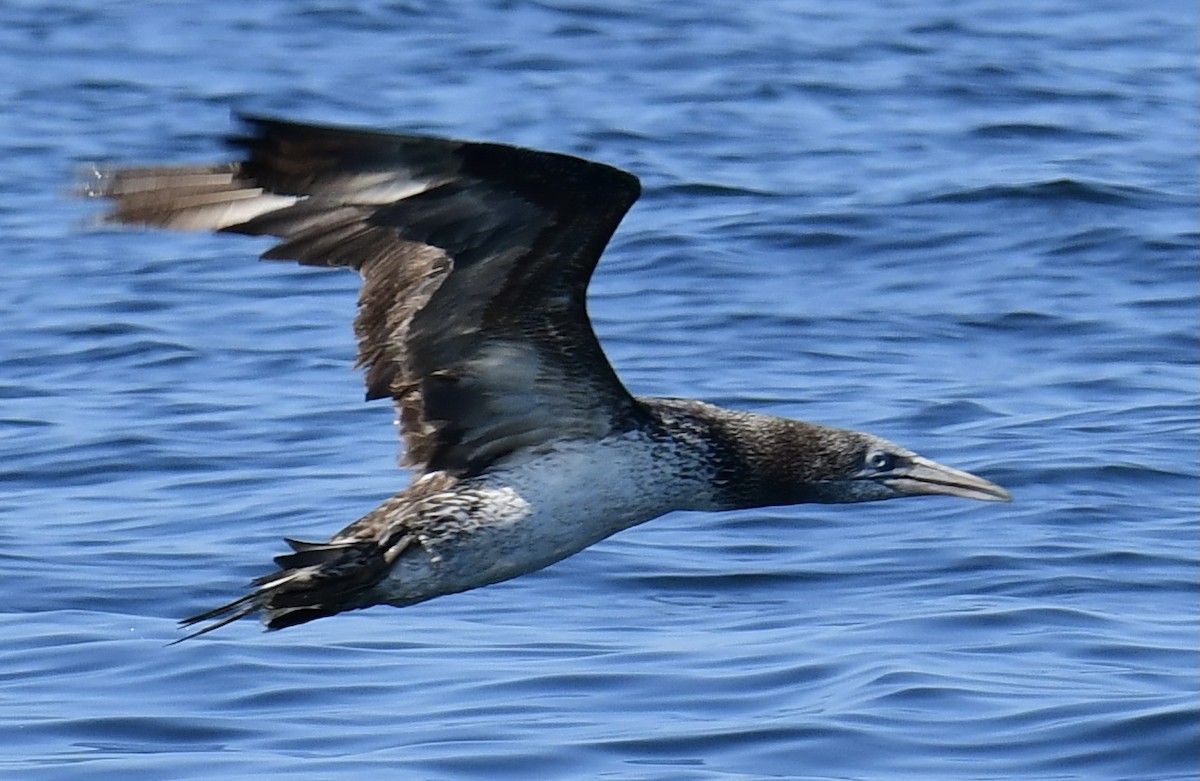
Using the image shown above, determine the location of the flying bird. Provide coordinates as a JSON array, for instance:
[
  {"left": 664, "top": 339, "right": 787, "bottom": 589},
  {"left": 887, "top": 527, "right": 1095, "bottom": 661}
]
[{"left": 83, "top": 116, "right": 1011, "bottom": 640}]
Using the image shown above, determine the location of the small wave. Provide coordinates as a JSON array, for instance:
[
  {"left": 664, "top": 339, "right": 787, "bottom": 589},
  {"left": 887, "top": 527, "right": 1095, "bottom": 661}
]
[
  {"left": 970, "top": 122, "right": 1120, "bottom": 141},
  {"left": 653, "top": 181, "right": 774, "bottom": 198},
  {"left": 922, "top": 178, "right": 1157, "bottom": 207}
]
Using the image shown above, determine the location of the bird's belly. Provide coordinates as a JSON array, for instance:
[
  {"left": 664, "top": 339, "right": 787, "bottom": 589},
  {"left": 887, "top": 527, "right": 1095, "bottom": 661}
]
[{"left": 373, "top": 435, "right": 717, "bottom": 606}]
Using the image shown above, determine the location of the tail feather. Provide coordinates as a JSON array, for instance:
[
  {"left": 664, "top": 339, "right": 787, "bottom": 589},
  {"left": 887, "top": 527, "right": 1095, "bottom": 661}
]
[
  {"left": 273, "top": 538, "right": 363, "bottom": 569},
  {"left": 175, "top": 533, "right": 415, "bottom": 641}
]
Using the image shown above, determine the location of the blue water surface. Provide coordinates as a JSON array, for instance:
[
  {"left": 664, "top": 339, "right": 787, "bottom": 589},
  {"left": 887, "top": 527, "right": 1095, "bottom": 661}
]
[{"left": 2, "top": 1, "right": 1197, "bottom": 779}]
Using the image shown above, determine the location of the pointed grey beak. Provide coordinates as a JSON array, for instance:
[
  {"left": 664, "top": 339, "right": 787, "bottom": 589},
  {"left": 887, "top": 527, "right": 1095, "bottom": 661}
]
[{"left": 883, "top": 455, "right": 1012, "bottom": 502}]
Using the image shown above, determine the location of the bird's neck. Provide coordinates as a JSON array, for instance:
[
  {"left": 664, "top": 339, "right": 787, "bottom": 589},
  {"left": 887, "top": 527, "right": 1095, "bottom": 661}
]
[{"left": 642, "top": 397, "right": 862, "bottom": 510}]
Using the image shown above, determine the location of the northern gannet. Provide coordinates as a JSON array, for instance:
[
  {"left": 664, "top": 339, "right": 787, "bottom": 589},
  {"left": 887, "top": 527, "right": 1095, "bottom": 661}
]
[{"left": 82, "top": 116, "right": 1011, "bottom": 640}]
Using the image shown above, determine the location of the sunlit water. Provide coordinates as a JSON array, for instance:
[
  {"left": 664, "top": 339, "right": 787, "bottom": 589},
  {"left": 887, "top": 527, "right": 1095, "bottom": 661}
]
[{"left": 2, "top": 1, "right": 1196, "bottom": 779}]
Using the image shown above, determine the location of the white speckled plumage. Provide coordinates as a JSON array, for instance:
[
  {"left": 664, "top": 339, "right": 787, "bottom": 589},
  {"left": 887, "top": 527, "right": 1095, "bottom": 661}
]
[{"left": 371, "top": 431, "right": 719, "bottom": 607}]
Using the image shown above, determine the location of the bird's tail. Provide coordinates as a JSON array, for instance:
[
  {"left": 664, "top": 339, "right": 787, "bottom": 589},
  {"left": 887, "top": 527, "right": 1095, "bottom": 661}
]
[{"left": 175, "top": 535, "right": 412, "bottom": 642}]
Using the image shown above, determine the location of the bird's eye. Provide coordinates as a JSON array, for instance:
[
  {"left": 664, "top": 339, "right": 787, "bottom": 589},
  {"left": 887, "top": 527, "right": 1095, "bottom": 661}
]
[{"left": 866, "top": 450, "right": 893, "bottom": 471}]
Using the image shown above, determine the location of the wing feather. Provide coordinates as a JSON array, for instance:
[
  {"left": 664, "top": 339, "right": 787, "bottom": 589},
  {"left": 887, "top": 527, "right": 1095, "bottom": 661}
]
[{"left": 84, "top": 115, "right": 646, "bottom": 475}]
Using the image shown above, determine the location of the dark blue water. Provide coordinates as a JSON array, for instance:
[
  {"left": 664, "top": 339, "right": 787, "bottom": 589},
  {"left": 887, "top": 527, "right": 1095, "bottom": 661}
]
[{"left": 3, "top": 1, "right": 1196, "bottom": 779}]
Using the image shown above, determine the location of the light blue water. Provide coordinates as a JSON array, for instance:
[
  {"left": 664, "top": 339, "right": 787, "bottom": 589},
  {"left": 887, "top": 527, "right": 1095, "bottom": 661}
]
[{"left": 2, "top": 1, "right": 1197, "bottom": 779}]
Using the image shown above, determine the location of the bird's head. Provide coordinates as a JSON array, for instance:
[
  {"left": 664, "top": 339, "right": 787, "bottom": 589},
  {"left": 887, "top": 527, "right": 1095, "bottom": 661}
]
[
  {"left": 805, "top": 431, "right": 1013, "bottom": 504},
  {"left": 715, "top": 411, "right": 1012, "bottom": 507}
]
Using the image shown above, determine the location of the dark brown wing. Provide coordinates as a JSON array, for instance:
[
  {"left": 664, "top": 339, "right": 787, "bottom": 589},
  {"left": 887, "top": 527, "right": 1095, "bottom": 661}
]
[{"left": 84, "top": 115, "right": 647, "bottom": 476}]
